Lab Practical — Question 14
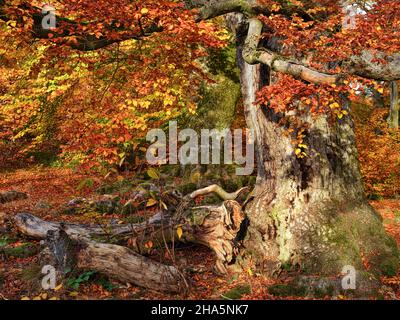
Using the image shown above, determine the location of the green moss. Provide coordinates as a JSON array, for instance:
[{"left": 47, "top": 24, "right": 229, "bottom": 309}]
[
  {"left": 0, "top": 270, "right": 4, "bottom": 288},
  {"left": 124, "top": 215, "right": 145, "bottom": 224},
  {"left": 268, "top": 284, "right": 307, "bottom": 297},
  {"left": 177, "top": 183, "right": 198, "bottom": 196},
  {"left": 294, "top": 202, "right": 398, "bottom": 277},
  {"left": 222, "top": 284, "right": 251, "bottom": 300},
  {"left": 19, "top": 264, "right": 42, "bottom": 282},
  {"left": 1, "top": 244, "right": 38, "bottom": 258}
]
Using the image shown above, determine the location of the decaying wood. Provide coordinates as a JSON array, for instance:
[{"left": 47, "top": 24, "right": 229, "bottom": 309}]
[
  {"left": 184, "top": 200, "right": 245, "bottom": 274},
  {"left": 12, "top": 211, "right": 165, "bottom": 240},
  {"left": 12, "top": 186, "right": 246, "bottom": 292},
  {"left": 42, "top": 228, "right": 187, "bottom": 293}
]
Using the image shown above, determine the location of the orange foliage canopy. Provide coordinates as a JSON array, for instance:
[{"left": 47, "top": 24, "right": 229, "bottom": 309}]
[
  {"left": 0, "top": 0, "right": 226, "bottom": 169},
  {"left": 1, "top": 0, "right": 400, "bottom": 169}
]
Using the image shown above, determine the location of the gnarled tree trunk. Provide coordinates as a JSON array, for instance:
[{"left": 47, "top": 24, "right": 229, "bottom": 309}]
[{"left": 235, "top": 20, "right": 399, "bottom": 286}]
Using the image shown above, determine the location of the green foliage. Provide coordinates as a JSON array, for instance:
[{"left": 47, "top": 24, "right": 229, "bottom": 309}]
[
  {"left": 1, "top": 243, "right": 38, "bottom": 258},
  {"left": 66, "top": 271, "right": 97, "bottom": 290},
  {"left": 268, "top": 284, "right": 307, "bottom": 297},
  {"left": 221, "top": 284, "right": 251, "bottom": 300}
]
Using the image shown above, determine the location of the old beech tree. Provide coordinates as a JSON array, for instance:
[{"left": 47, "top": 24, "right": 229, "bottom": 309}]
[{"left": 2, "top": 0, "right": 400, "bottom": 294}]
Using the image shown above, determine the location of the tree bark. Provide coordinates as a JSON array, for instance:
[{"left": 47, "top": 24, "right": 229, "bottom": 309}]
[{"left": 234, "top": 19, "right": 399, "bottom": 283}]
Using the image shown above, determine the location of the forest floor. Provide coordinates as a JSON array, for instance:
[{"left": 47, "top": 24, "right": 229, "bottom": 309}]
[{"left": 1, "top": 167, "right": 400, "bottom": 300}]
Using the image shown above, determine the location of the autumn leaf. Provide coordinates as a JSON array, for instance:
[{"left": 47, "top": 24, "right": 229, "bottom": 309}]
[
  {"left": 176, "top": 226, "right": 183, "bottom": 239},
  {"left": 146, "top": 198, "right": 158, "bottom": 207},
  {"left": 147, "top": 168, "right": 160, "bottom": 180}
]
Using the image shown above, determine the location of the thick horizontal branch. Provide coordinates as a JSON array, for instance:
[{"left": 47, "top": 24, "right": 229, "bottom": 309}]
[
  {"left": 2, "top": 1, "right": 400, "bottom": 80},
  {"left": 194, "top": 0, "right": 255, "bottom": 21},
  {"left": 243, "top": 18, "right": 341, "bottom": 85},
  {"left": 243, "top": 18, "right": 400, "bottom": 83},
  {"left": 12, "top": 212, "right": 165, "bottom": 240},
  {"left": 0, "top": 1, "right": 161, "bottom": 51}
]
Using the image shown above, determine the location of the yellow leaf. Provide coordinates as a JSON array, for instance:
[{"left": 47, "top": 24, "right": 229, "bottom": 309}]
[
  {"left": 295, "top": 148, "right": 302, "bottom": 155},
  {"left": 247, "top": 268, "right": 253, "bottom": 276},
  {"left": 144, "top": 240, "right": 153, "bottom": 249},
  {"left": 7, "top": 20, "right": 16, "bottom": 28},
  {"left": 69, "top": 292, "right": 79, "bottom": 297},
  {"left": 41, "top": 293, "right": 48, "bottom": 300},
  {"left": 21, "top": 297, "right": 30, "bottom": 300},
  {"left": 160, "top": 201, "right": 168, "bottom": 210},
  {"left": 141, "top": 8, "right": 149, "bottom": 15},
  {"left": 329, "top": 102, "right": 340, "bottom": 109},
  {"left": 146, "top": 198, "right": 158, "bottom": 207},
  {"left": 54, "top": 284, "right": 63, "bottom": 291},
  {"left": 49, "top": 297, "right": 60, "bottom": 300},
  {"left": 147, "top": 168, "right": 159, "bottom": 180},
  {"left": 176, "top": 226, "right": 183, "bottom": 239}
]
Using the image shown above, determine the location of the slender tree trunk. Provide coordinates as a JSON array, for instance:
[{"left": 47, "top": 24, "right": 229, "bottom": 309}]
[
  {"left": 235, "top": 22, "right": 399, "bottom": 283},
  {"left": 389, "top": 81, "right": 399, "bottom": 129}
]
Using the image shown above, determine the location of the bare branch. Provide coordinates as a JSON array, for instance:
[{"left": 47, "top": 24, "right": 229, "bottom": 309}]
[{"left": 190, "top": 184, "right": 249, "bottom": 201}]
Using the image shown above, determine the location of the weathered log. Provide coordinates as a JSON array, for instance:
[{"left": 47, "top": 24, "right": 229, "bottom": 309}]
[
  {"left": 13, "top": 200, "right": 244, "bottom": 291},
  {"left": 0, "top": 190, "right": 27, "bottom": 204},
  {"left": 182, "top": 200, "right": 245, "bottom": 274},
  {"left": 41, "top": 227, "right": 187, "bottom": 293},
  {"left": 13, "top": 211, "right": 165, "bottom": 240}
]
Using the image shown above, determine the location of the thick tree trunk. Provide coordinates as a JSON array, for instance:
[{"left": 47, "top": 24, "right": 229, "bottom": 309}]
[{"left": 235, "top": 22, "right": 399, "bottom": 285}]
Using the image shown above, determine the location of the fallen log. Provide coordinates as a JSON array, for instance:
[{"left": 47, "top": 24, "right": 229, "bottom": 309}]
[
  {"left": 42, "top": 227, "right": 187, "bottom": 293},
  {"left": 14, "top": 200, "right": 244, "bottom": 273},
  {"left": 13, "top": 211, "right": 165, "bottom": 240},
  {"left": 12, "top": 185, "right": 247, "bottom": 292}
]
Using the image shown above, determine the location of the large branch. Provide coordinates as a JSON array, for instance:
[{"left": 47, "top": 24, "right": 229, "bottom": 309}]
[
  {"left": 242, "top": 18, "right": 342, "bottom": 85},
  {"left": 0, "top": 1, "right": 162, "bottom": 51},
  {"left": 243, "top": 18, "right": 400, "bottom": 83},
  {"left": 2, "top": 0, "right": 400, "bottom": 80},
  {"left": 192, "top": 0, "right": 255, "bottom": 21}
]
